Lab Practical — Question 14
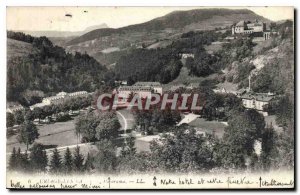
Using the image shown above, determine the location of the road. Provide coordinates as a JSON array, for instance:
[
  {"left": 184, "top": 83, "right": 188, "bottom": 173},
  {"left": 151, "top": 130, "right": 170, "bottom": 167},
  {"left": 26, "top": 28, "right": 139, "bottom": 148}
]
[{"left": 116, "top": 111, "right": 128, "bottom": 130}]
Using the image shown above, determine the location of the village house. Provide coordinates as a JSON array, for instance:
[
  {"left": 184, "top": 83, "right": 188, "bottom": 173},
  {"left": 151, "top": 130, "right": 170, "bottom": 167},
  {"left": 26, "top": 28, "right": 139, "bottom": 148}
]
[{"left": 239, "top": 92, "right": 275, "bottom": 116}]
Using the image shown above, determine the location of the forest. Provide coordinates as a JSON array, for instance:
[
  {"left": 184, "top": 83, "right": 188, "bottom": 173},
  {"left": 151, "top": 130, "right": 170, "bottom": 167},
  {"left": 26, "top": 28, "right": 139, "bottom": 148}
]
[{"left": 7, "top": 31, "right": 108, "bottom": 103}]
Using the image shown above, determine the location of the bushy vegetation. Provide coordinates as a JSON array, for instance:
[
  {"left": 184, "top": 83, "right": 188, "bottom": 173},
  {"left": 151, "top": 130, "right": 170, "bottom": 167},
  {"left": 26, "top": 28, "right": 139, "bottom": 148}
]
[
  {"left": 115, "top": 48, "right": 182, "bottom": 84},
  {"left": 6, "top": 95, "right": 93, "bottom": 128},
  {"left": 9, "top": 145, "right": 90, "bottom": 174},
  {"left": 75, "top": 111, "right": 121, "bottom": 143}
]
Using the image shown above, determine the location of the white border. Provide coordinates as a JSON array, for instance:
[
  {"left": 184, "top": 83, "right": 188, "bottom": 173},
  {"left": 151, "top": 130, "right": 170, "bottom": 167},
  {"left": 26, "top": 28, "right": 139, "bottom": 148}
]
[{"left": 0, "top": 0, "right": 298, "bottom": 194}]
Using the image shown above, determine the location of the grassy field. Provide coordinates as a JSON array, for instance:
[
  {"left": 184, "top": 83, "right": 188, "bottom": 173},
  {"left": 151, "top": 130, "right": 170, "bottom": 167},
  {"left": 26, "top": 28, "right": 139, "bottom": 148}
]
[
  {"left": 188, "top": 118, "right": 227, "bottom": 138},
  {"left": 163, "top": 67, "right": 218, "bottom": 89},
  {"left": 7, "top": 38, "right": 38, "bottom": 60},
  {"left": 6, "top": 120, "right": 78, "bottom": 153}
]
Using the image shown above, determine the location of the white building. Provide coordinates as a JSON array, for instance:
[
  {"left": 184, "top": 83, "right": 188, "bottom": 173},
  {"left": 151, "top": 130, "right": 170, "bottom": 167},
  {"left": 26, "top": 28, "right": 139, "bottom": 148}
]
[
  {"left": 180, "top": 53, "right": 195, "bottom": 59},
  {"left": 232, "top": 20, "right": 266, "bottom": 35},
  {"left": 133, "top": 82, "right": 163, "bottom": 95},
  {"left": 240, "top": 92, "right": 275, "bottom": 116},
  {"left": 30, "top": 91, "right": 88, "bottom": 110},
  {"left": 117, "top": 86, "right": 153, "bottom": 102},
  {"left": 6, "top": 104, "right": 25, "bottom": 113}
]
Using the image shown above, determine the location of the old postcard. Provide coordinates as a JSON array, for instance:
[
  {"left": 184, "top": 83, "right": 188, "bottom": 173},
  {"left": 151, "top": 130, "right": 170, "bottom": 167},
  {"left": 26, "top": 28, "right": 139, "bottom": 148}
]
[{"left": 6, "top": 6, "right": 294, "bottom": 189}]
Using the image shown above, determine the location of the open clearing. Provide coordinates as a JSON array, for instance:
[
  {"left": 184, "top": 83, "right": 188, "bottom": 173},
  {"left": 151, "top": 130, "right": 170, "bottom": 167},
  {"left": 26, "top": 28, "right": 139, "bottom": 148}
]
[
  {"left": 6, "top": 120, "right": 78, "bottom": 153},
  {"left": 188, "top": 118, "right": 227, "bottom": 138}
]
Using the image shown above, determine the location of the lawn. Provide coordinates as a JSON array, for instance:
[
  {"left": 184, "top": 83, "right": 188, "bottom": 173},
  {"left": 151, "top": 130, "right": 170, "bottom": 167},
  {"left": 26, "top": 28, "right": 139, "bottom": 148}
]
[
  {"left": 6, "top": 120, "right": 78, "bottom": 153},
  {"left": 188, "top": 118, "right": 227, "bottom": 138}
]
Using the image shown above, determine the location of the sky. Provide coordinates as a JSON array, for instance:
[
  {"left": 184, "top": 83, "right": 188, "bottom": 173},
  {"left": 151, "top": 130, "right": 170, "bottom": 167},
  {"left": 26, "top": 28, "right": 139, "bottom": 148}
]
[{"left": 7, "top": 6, "right": 294, "bottom": 32}]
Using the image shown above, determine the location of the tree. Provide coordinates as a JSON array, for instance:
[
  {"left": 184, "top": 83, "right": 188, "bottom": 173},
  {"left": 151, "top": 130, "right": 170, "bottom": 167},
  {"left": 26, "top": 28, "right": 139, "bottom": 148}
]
[
  {"left": 244, "top": 109, "right": 265, "bottom": 138},
  {"left": 63, "top": 147, "right": 73, "bottom": 174},
  {"left": 29, "top": 143, "right": 48, "bottom": 172},
  {"left": 32, "top": 107, "right": 44, "bottom": 122},
  {"left": 17, "top": 120, "right": 39, "bottom": 150},
  {"left": 120, "top": 136, "right": 136, "bottom": 157},
  {"left": 25, "top": 110, "right": 34, "bottom": 121},
  {"left": 73, "top": 146, "right": 84, "bottom": 172},
  {"left": 95, "top": 116, "right": 120, "bottom": 140},
  {"left": 75, "top": 111, "right": 99, "bottom": 143},
  {"left": 84, "top": 152, "right": 94, "bottom": 172},
  {"left": 150, "top": 127, "right": 214, "bottom": 172},
  {"left": 8, "top": 147, "right": 17, "bottom": 170},
  {"left": 14, "top": 110, "right": 24, "bottom": 125},
  {"left": 260, "top": 125, "right": 276, "bottom": 171},
  {"left": 6, "top": 112, "right": 15, "bottom": 127},
  {"left": 94, "top": 140, "right": 117, "bottom": 173},
  {"left": 50, "top": 148, "right": 62, "bottom": 174},
  {"left": 221, "top": 109, "right": 265, "bottom": 169}
]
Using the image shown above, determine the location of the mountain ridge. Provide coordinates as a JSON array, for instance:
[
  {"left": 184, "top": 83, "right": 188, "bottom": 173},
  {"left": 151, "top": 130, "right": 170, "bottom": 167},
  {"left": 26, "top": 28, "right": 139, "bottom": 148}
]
[
  {"left": 67, "top": 8, "right": 271, "bottom": 45},
  {"left": 18, "top": 23, "right": 109, "bottom": 38}
]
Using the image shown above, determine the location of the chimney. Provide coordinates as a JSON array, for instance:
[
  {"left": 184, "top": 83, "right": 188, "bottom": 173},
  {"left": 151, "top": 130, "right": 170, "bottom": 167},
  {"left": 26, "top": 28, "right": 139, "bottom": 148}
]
[{"left": 248, "top": 75, "right": 251, "bottom": 92}]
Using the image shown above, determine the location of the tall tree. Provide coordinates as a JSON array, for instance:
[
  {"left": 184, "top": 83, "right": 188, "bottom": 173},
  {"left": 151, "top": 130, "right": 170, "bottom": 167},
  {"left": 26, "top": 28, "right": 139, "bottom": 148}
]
[
  {"left": 221, "top": 109, "right": 265, "bottom": 169},
  {"left": 84, "top": 152, "right": 94, "bottom": 172},
  {"left": 29, "top": 143, "right": 48, "bottom": 172},
  {"left": 50, "top": 148, "right": 62, "bottom": 174},
  {"left": 120, "top": 136, "right": 136, "bottom": 157},
  {"left": 6, "top": 112, "right": 15, "bottom": 127},
  {"left": 94, "top": 140, "right": 117, "bottom": 173},
  {"left": 14, "top": 110, "right": 24, "bottom": 125},
  {"left": 17, "top": 120, "right": 39, "bottom": 150},
  {"left": 63, "top": 147, "right": 73, "bottom": 174},
  {"left": 73, "top": 146, "right": 84, "bottom": 172},
  {"left": 95, "top": 116, "right": 120, "bottom": 140},
  {"left": 150, "top": 127, "right": 214, "bottom": 172},
  {"left": 8, "top": 147, "right": 17, "bottom": 170}
]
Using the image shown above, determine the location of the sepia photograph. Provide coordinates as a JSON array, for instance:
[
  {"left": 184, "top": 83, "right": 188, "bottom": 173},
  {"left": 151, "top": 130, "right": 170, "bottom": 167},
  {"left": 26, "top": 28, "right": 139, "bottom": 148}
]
[{"left": 4, "top": 5, "right": 295, "bottom": 190}]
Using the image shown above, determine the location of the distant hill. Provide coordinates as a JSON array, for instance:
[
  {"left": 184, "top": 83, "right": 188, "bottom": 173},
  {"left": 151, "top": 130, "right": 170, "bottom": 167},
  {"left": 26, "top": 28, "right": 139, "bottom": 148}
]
[
  {"left": 7, "top": 31, "right": 108, "bottom": 102},
  {"left": 67, "top": 8, "right": 270, "bottom": 45},
  {"left": 20, "top": 23, "right": 109, "bottom": 38},
  {"left": 7, "top": 38, "right": 38, "bottom": 61}
]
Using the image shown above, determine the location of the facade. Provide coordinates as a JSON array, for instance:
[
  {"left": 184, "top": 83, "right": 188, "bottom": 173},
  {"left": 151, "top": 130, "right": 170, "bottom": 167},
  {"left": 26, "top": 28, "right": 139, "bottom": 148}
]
[
  {"left": 232, "top": 20, "right": 266, "bottom": 35},
  {"left": 30, "top": 91, "right": 88, "bottom": 110},
  {"left": 133, "top": 82, "right": 163, "bottom": 95},
  {"left": 232, "top": 20, "right": 272, "bottom": 40},
  {"left": 116, "top": 82, "right": 163, "bottom": 102},
  {"left": 240, "top": 92, "right": 275, "bottom": 116},
  {"left": 180, "top": 53, "right": 195, "bottom": 59},
  {"left": 117, "top": 86, "right": 153, "bottom": 101}
]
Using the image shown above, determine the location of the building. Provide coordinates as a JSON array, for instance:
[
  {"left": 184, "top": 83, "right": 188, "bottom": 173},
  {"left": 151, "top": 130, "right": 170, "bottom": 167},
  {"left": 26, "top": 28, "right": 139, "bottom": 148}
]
[
  {"left": 231, "top": 20, "right": 274, "bottom": 41},
  {"left": 232, "top": 20, "right": 266, "bottom": 35},
  {"left": 30, "top": 91, "right": 88, "bottom": 110},
  {"left": 114, "top": 80, "right": 128, "bottom": 86},
  {"left": 180, "top": 53, "right": 195, "bottom": 59},
  {"left": 117, "top": 86, "right": 153, "bottom": 101},
  {"left": 240, "top": 92, "right": 275, "bottom": 116},
  {"left": 133, "top": 82, "right": 163, "bottom": 95},
  {"left": 6, "top": 104, "right": 25, "bottom": 113},
  {"left": 116, "top": 82, "right": 163, "bottom": 102}
]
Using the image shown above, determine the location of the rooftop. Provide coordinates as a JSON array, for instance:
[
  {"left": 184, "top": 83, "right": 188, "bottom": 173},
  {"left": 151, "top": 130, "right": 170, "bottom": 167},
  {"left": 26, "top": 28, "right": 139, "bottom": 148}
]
[
  {"left": 119, "top": 86, "right": 152, "bottom": 92},
  {"left": 133, "top": 82, "right": 161, "bottom": 87},
  {"left": 235, "top": 20, "right": 246, "bottom": 27},
  {"left": 240, "top": 92, "right": 275, "bottom": 102}
]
